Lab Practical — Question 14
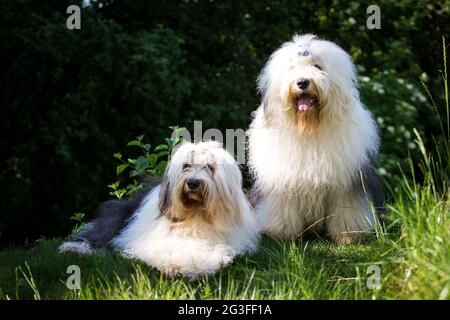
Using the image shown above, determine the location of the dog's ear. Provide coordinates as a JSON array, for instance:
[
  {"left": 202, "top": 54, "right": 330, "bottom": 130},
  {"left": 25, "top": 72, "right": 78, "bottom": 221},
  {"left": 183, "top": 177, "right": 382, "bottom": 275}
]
[
  {"left": 257, "top": 65, "right": 272, "bottom": 124},
  {"left": 262, "top": 100, "right": 275, "bottom": 127},
  {"left": 261, "top": 89, "right": 273, "bottom": 126},
  {"left": 158, "top": 175, "right": 171, "bottom": 218}
]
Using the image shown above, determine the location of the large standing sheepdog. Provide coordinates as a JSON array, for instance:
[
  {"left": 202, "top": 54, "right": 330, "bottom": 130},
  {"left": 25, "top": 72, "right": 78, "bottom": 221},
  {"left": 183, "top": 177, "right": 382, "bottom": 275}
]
[
  {"left": 248, "top": 34, "right": 384, "bottom": 244},
  {"left": 59, "top": 141, "right": 259, "bottom": 278}
]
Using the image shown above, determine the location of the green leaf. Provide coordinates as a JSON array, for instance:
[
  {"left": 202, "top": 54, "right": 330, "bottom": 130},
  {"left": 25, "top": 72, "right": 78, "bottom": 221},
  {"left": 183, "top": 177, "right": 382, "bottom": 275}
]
[
  {"left": 154, "top": 144, "right": 168, "bottom": 151},
  {"left": 165, "top": 138, "right": 175, "bottom": 149},
  {"left": 157, "top": 161, "right": 168, "bottom": 173},
  {"left": 148, "top": 154, "right": 158, "bottom": 166},
  {"left": 129, "top": 170, "right": 138, "bottom": 177},
  {"left": 108, "top": 182, "right": 119, "bottom": 190},
  {"left": 113, "top": 152, "right": 122, "bottom": 160},
  {"left": 134, "top": 156, "right": 149, "bottom": 173},
  {"left": 127, "top": 140, "right": 141, "bottom": 147},
  {"left": 116, "top": 163, "right": 128, "bottom": 175},
  {"left": 156, "top": 151, "right": 169, "bottom": 158},
  {"left": 69, "top": 212, "right": 85, "bottom": 222}
]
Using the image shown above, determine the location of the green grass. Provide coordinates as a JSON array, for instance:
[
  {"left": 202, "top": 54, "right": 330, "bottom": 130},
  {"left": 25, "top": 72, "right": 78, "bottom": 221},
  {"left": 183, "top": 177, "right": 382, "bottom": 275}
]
[
  {"left": 0, "top": 149, "right": 448, "bottom": 301},
  {"left": 0, "top": 183, "right": 448, "bottom": 300},
  {"left": 1, "top": 39, "right": 449, "bottom": 301}
]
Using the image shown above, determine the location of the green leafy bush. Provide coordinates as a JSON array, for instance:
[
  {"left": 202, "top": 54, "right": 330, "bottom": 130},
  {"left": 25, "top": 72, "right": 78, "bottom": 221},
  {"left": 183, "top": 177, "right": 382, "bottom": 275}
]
[
  {"left": 359, "top": 69, "right": 429, "bottom": 181},
  {"left": 108, "top": 127, "right": 184, "bottom": 199}
]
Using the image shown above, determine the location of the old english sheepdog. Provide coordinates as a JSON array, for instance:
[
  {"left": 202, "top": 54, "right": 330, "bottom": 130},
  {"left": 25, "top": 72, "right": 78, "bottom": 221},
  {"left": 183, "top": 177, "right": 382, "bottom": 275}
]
[
  {"left": 59, "top": 141, "right": 259, "bottom": 278},
  {"left": 248, "top": 34, "right": 384, "bottom": 244}
]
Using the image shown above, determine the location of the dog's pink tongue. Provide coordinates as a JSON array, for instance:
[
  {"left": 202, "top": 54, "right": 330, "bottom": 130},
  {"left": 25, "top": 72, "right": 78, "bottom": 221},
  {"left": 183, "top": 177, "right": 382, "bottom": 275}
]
[{"left": 297, "top": 97, "right": 312, "bottom": 112}]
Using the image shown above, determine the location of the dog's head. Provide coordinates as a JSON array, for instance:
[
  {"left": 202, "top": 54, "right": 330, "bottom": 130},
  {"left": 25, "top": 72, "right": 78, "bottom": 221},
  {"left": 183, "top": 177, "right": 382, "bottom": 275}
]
[
  {"left": 258, "top": 34, "right": 357, "bottom": 135},
  {"left": 159, "top": 141, "right": 243, "bottom": 224}
]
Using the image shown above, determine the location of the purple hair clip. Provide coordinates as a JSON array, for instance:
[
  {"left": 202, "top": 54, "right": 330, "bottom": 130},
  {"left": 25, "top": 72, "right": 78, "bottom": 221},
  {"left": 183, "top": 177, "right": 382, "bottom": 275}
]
[{"left": 298, "top": 50, "right": 310, "bottom": 57}]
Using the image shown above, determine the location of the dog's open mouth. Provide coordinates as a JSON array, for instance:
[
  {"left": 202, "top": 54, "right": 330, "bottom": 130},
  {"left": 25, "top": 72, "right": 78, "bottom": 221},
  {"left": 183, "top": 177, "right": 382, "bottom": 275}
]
[
  {"left": 296, "top": 94, "right": 316, "bottom": 112},
  {"left": 182, "top": 191, "right": 203, "bottom": 206}
]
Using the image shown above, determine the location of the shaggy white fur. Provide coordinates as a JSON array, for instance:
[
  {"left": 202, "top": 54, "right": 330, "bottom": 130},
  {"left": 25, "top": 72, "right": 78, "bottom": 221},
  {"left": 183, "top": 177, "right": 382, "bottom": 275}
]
[
  {"left": 61, "top": 141, "right": 259, "bottom": 279},
  {"left": 248, "top": 34, "right": 381, "bottom": 243}
]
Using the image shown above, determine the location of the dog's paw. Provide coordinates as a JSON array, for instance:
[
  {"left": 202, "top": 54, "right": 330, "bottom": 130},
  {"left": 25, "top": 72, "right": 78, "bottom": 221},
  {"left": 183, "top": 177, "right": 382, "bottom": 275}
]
[
  {"left": 58, "top": 241, "right": 93, "bottom": 255},
  {"left": 331, "top": 232, "right": 369, "bottom": 245},
  {"left": 161, "top": 262, "right": 183, "bottom": 278}
]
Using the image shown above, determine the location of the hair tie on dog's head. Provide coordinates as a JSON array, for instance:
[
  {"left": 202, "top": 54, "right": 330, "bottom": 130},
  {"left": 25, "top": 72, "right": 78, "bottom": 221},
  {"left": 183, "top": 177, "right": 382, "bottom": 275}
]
[{"left": 298, "top": 49, "right": 310, "bottom": 57}]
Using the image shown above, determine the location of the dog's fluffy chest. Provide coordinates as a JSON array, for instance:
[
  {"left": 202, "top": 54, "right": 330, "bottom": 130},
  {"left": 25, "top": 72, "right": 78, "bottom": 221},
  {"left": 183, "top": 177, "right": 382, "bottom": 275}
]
[{"left": 248, "top": 109, "right": 375, "bottom": 190}]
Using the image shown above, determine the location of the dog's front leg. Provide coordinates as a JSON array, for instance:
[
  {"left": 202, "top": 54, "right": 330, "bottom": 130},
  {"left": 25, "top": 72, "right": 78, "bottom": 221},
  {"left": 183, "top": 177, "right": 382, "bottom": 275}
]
[{"left": 256, "top": 192, "right": 306, "bottom": 240}]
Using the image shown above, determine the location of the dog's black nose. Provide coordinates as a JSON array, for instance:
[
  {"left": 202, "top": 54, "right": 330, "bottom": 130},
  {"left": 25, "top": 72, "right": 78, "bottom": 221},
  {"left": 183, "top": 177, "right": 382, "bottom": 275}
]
[
  {"left": 297, "top": 78, "right": 310, "bottom": 89},
  {"left": 186, "top": 179, "right": 200, "bottom": 190}
]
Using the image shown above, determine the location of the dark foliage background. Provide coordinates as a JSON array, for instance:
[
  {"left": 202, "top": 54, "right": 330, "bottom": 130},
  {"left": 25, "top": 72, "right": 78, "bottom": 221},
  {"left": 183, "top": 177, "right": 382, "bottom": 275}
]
[{"left": 0, "top": 0, "right": 449, "bottom": 246}]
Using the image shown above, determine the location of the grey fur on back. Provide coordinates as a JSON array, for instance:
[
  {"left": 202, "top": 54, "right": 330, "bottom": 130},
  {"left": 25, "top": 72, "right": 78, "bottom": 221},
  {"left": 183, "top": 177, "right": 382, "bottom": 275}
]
[
  {"left": 356, "top": 154, "right": 385, "bottom": 217},
  {"left": 72, "top": 178, "right": 162, "bottom": 248}
]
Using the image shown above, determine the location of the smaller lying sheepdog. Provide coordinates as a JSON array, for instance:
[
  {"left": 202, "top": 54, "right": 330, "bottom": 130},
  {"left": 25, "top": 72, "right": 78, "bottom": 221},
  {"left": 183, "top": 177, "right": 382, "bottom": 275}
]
[
  {"left": 59, "top": 141, "right": 259, "bottom": 278},
  {"left": 248, "top": 34, "right": 384, "bottom": 244}
]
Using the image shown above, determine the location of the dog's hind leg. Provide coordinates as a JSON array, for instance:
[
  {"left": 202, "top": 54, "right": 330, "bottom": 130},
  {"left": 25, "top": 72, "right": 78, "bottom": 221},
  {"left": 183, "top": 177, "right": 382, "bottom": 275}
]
[
  {"left": 325, "top": 189, "right": 375, "bottom": 244},
  {"left": 361, "top": 156, "right": 385, "bottom": 219},
  {"left": 58, "top": 199, "right": 136, "bottom": 255},
  {"left": 59, "top": 183, "right": 158, "bottom": 254},
  {"left": 325, "top": 158, "right": 384, "bottom": 244},
  {"left": 58, "top": 234, "right": 95, "bottom": 255}
]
